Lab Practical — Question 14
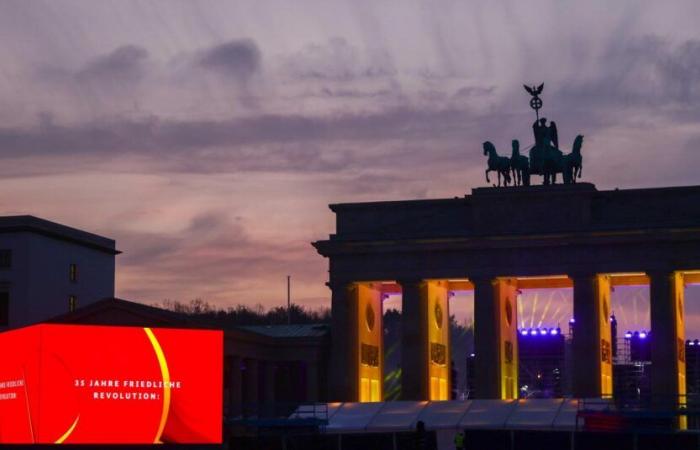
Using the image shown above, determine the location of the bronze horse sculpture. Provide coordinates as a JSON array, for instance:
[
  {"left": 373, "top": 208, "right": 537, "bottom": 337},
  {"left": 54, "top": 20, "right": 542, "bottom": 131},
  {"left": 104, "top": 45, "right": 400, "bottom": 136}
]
[
  {"left": 510, "top": 140, "right": 530, "bottom": 186},
  {"left": 482, "top": 141, "right": 512, "bottom": 187},
  {"left": 529, "top": 134, "right": 585, "bottom": 185},
  {"left": 564, "top": 135, "right": 584, "bottom": 183}
]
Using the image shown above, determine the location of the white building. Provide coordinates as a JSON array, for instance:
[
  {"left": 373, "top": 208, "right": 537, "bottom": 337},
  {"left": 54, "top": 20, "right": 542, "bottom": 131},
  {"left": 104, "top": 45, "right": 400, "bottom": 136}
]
[{"left": 0, "top": 215, "right": 118, "bottom": 329}]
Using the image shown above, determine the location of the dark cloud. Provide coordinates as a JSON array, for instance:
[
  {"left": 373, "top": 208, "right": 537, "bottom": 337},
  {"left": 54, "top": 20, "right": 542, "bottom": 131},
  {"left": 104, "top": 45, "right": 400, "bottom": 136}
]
[
  {"left": 659, "top": 39, "right": 700, "bottom": 103},
  {"left": 0, "top": 104, "right": 615, "bottom": 181},
  {"left": 315, "top": 86, "right": 397, "bottom": 99},
  {"left": 118, "top": 212, "right": 248, "bottom": 268},
  {"left": 452, "top": 86, "right": 496, "bottom": 100},
  {"left": 283, "top": 37, "right": 396, "bottom": 81},
  {"left": 76, "top": 45, "right": 149, "bottom": 85},
  {"left": 558, "top": 37, "right": 700, "bottom": 115},
  {"left": 33, "top": 45, "right": 150, "bottom": 102},
  {"left": 0, "top": 107, "right": 480, "bottom": 160},
  {"left": 197, "top": 38, "right": 261, "bottom": 82}
]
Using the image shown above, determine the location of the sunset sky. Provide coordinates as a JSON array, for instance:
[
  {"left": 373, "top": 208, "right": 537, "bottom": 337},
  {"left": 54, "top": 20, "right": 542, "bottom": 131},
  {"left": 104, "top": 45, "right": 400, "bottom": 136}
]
[{"left": 1, "top": 1, "right": 700, "bottom": 332}]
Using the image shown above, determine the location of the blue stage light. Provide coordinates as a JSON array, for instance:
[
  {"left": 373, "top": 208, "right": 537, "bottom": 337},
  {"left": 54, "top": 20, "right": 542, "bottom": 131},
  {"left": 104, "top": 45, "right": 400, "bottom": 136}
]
[
  {"left": 550, "top": 328, "right": 558, "bottom": 335},
  {"left": 639, "top": 332, "right": 647, "bottom": 339},
  {"left": 624, "top": 332, "right": 632, "bottom": 339},
  {"left": 539, "top": 328, "right": 547, "bottom": 335}
]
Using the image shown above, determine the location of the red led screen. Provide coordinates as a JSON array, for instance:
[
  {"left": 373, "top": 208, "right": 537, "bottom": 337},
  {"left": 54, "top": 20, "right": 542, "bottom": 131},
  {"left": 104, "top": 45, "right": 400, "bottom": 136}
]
[{"left": 0, "top": 324, "right": 222, "bottom": 444}]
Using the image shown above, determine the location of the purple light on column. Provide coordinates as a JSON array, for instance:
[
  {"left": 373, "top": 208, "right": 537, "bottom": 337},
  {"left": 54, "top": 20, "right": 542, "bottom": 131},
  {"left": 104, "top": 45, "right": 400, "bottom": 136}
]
[
  {"left": 639, "top": 332, "right": 647, "bottom": 339},
  {"left": 569, "top": 318, "right": 575, "bottom": 324}
]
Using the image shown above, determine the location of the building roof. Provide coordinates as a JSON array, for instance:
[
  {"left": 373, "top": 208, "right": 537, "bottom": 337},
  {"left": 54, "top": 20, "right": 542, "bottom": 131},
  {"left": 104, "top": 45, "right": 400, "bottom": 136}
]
[
  {"left": 0, "top": 215, "right": 119, "bottom": 254},
  {"left": 293, "top": 398, "right": 598, "bottom": 433},
  {"left": 238, "top": 324, "right": 330, "bottom": 338},
  {"left": 48, "top": 297, "right": 197, "bottom": 327}
]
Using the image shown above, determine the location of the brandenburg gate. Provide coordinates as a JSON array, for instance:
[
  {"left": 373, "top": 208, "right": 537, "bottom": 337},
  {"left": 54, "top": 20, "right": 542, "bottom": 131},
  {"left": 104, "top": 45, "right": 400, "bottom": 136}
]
[{"left": 313, "top": 183, "right": 700, "bottom": 404}]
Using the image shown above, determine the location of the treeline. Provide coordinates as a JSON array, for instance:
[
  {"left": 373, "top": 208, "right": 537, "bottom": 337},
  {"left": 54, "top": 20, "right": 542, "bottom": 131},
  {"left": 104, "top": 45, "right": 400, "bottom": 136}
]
[{"left": 156, "top": 299, "right": 331, "bottom": 326}]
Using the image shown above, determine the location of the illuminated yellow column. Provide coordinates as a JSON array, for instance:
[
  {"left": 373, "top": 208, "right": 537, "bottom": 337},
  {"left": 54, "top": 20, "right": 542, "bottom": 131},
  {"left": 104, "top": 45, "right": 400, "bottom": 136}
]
[
  {"left": 401, "top": 279, "right": 450, "bottom": 400},
  {"left": 650, "top": 271, "right": 686, "bottom": 414},
  {"left": 572, "top": 273, "right": 613, "bottom": 398},
  {"left": 427, "top": 280, "right": 450, "bottom": 401},
  {"left": 357, "top": 283, "right": 383, "bottom": 402},
  {"left": 598, "top": 276, "right": 613, "bottom": 396},
  {"left": 329, "top": 281, "right": 383, "bottom": 402},
  {"left": 473, "top": 277, "right": 518, "bottom": 399}
]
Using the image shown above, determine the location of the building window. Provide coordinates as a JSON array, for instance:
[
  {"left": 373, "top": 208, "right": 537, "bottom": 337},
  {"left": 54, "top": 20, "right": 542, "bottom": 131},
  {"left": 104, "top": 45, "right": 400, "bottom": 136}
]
[
  {"left": 69, "top": 295, "right": 77, "bottom": 313},
  {"left": 69, "top": 264, "right": 78, "bottom": 282},
  {"left": 0, "top": 250, "right": 11, "bottom": 269},
  {"left": 0, "top": 292, "right": 8, "bottom": 325}
]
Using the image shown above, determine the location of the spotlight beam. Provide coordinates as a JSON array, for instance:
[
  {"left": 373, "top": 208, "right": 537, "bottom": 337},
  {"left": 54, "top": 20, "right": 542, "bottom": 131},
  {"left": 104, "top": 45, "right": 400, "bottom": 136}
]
[
  {"left": 530, "top": 292, "right": 539, "bottom": 329},
  {"left": 537, "top": 293, "right": 554, "bottom": 328}
]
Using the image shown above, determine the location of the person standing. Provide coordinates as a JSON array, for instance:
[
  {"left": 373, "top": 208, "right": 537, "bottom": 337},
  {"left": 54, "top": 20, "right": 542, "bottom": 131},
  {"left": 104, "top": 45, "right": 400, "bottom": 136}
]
[
  {"left": 454, "top": 431, "right": 465, "bottom": 450},
  {"left": 414, "top": 421, "right": 427, "bottom": 450}
]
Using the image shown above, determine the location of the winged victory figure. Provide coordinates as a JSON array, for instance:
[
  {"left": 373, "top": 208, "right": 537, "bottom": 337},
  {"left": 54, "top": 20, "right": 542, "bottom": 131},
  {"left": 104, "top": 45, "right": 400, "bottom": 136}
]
[{"left": 523, "top": 83, "right": 544, "bottom": 97}]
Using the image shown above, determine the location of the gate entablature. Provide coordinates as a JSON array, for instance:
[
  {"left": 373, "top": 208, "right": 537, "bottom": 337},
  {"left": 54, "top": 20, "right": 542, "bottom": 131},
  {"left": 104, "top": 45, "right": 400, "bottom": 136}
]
[
  {"left": 373, "top": 273, "right": 700, "bottom": 294},
  {"left": 324, "top": 183, "right": 700, "bottom": 242}
]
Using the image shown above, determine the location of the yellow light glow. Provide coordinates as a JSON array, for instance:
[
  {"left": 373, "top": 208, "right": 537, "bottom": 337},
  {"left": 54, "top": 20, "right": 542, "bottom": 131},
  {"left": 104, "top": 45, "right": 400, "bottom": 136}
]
[
  {"left": 428, "top": 280, "right": 450, "bottom": 401},
  {"left": 357, "top": 283, "right": 383, "bottom": 402}
]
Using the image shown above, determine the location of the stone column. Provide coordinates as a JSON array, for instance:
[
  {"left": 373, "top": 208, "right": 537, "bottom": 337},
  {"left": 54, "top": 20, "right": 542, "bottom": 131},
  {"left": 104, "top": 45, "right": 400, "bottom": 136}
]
[
  {"left": 277, "top": 363, "right": 291, "bottom": 402},
  {"left": 356, "top": 283, "right": 383, "bottom": 402},
  {"left": 328, "top": 281, "right": 359, "bottom": 402},
  {"left": 230, "top": 356, "right": 242, "bottom": 417},
  {"left": 427, "top": 280, "right": 450, "bottom": 400},
  {"left": 400, "top": 278, "right": 430, "bottom": 400},
  {"left": 571, "top": 273, "right": 612, "bottom": 398},
  {"left": 261, "top": 361, "right": 275, "bottom": 407},
  {"left": 306, "top": 361, "right": 319, "bottom": 402},
  {"left": 244, "top": 358, "right": 259, "bottom": 416},
  {"left": 473, "top": 277, "right": 518, "bottom": 399},
  {"left": 649, "top": 271, "right": 686, "bottom": 409}
]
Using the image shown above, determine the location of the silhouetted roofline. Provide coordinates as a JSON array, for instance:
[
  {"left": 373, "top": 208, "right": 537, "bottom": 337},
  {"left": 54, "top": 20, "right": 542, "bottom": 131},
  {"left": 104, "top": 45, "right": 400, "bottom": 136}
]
[
  {"left": 239, "top": 324, "right": 330, "bottom": 338},
  {"left": 47, "top": 297, "right": 193, "bottom": 326},
  {"left": 0, "top": 215, "right": 119, "bottom": 255},
  {"left": 329, "top": 183, "right": 700, "bottom": 211}
]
